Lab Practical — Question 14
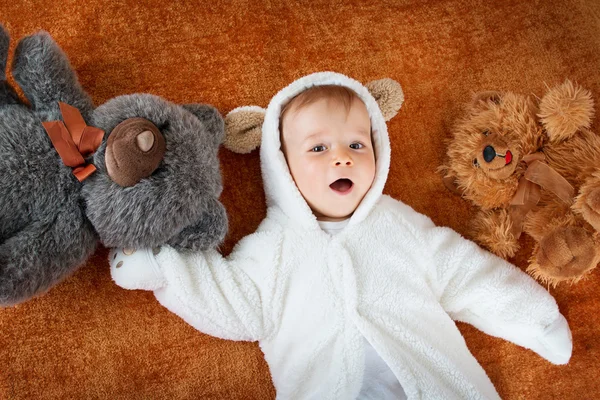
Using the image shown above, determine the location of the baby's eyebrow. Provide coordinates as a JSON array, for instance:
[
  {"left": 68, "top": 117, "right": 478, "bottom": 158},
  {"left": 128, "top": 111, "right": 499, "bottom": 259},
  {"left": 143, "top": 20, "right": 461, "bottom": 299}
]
[
  {"left": 303, "top": 132, "right": 324, "bottom": 143},
  {"left": 353, "top": 129, "right": 371, "bottom": 139}
]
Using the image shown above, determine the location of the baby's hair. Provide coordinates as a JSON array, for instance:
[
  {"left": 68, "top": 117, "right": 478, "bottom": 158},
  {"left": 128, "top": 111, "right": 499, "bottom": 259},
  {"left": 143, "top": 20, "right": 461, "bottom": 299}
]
[
  {"left": 280, "top": 86, "right": 364, "bottom": 152},
  {"left": 281, "top": 85, "right": 360, "bottom": 121}
]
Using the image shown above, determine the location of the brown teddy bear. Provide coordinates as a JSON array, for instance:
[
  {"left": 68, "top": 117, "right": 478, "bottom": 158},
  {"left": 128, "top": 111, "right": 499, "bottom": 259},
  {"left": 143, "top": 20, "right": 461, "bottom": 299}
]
[{"left": 441, "top": 81, "right": 600, "bottom": 286}]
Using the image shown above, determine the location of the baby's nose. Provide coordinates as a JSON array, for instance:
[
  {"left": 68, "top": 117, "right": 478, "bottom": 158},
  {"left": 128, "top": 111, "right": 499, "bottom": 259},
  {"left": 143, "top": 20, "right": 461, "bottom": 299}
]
[
  {"left": 335, "top": 160, "right": 353, "bottom": 166},
  {"left": 333, "top": 153, "right": 353, "bottom": 167}
]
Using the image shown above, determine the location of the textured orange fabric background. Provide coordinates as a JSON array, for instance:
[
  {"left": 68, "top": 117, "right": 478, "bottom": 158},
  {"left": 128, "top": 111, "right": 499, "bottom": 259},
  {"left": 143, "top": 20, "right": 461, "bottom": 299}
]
[{"left": 1, "top": 1, "right": 599, "bottom": 398}]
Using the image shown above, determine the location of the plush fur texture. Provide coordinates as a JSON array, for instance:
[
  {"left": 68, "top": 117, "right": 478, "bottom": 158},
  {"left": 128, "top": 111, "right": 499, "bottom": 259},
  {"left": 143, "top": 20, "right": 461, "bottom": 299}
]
[
  {"left": 224, "top": 106, "right": 266, "bottom": 154},
  {"left": 85, "top": 95, "right": 226, "bottom": 250},
  {"left": 364, "top": 78, "right": 405, "bottom": 122},
  {"left": 0, "top": 28, "right": 17, "bottom": 106},
  {"left": 442, "top": 82, "right": 600, "bottom": 286},
  {"left": 0, "top": 27, "right": 227, "bottom": 306}
]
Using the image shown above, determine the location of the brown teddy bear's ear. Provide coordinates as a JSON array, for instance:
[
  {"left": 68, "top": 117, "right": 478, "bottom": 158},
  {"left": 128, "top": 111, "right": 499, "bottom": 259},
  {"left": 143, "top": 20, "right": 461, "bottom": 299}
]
[
  {"left": 539, "top": 80, "right": 594, "bottom": 143},
  {"left": 365, "top": 78, "right": 404, "bottom": 121},
  {"left": 224, "top": 106, "right": 266, "bottom": 153},
  {"left": 471, "top": 91, "right": 502, "bottom": 110},
  {"left": 443, "top": 175, "right": 465, "bottom": 196},
  {"left": 438, "top": 163, "right": 465, "bottom": 196}
]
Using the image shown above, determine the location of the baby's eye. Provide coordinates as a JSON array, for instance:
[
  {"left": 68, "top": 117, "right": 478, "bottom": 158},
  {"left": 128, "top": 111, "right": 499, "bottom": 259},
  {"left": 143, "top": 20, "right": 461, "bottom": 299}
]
[
  {"left": 311, "top": 145, "right": 326, "bottom": 152},
  {"left": 349, "top": 142, "right": 364, "bottom": 150}
]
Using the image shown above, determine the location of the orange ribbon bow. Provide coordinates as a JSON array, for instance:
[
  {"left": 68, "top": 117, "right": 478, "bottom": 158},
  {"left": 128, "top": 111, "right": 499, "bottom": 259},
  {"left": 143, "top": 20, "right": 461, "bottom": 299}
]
[
  {"left": 508, "top": 152, "right": 575, "bottom": 239},
  {"left": 42, "top": 102, "right": 105, "bottom": 182}
]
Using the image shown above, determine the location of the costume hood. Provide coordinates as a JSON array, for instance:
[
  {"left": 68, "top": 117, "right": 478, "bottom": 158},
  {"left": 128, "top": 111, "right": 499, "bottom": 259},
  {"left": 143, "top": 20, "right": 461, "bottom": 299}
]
[{"left": 224, "top": 72, "right": 404, "bottom": 229}]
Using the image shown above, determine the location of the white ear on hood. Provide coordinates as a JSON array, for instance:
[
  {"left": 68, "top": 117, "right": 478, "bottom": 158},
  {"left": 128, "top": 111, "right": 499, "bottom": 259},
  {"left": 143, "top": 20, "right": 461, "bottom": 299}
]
[
  {"left": 365, "top": 78, "right": 404, "bottom": 121},
  {"left": 224, "top": 106, "right": 266, "bottom": 153}
]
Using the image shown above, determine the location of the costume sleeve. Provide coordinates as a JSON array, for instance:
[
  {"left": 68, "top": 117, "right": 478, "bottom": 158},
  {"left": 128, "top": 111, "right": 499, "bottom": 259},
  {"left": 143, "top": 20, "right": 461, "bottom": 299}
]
[
  {"left": 389, "top": 198, "right": 572, "bottom": 365},
  {"left": 110, "top": 229, "right": 280, "bottom": 342}
]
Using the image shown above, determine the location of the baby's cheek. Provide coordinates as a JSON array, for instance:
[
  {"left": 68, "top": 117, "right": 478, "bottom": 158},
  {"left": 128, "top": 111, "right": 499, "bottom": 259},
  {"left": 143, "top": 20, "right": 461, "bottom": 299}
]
[
  {"left": 300, "top": 167, "right": 321, "bottom": 192},
  {"left": 288, "top": 160, "right": 313, "bottom": 190},
  {"left": 360, "top": 156, "right": 376, "bottom": 182},
  {"left": 304, "top": 160, "right": 324, "bottom": 175}
]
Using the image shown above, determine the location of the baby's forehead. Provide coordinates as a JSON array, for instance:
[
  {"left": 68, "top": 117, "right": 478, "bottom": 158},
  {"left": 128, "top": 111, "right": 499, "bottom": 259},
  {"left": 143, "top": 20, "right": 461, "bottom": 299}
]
[
  {"left": 281, "top": 85, "right": 365, "bottom": 119},
  {"left": 284, "top": 104, "right": 370, "bottom": 134},
  {"left": 285, "top": 95, "right": 365, "bottom": 116},
  {"left": 283, "top": 97, "right": 369, "bottom": 125}
]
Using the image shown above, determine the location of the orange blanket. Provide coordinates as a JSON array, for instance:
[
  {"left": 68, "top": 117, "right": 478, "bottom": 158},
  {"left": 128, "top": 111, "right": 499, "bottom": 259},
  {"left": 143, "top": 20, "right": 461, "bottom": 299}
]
[{"left": 1, "top": 1, "right": 599, "bottom": 398}]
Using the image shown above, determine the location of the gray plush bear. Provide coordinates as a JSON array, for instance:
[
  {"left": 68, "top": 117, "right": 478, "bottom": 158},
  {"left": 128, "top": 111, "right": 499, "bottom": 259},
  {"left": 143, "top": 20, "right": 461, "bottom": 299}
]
[{"left": 0, "top": 26, "right": 228, "bottom": 306}]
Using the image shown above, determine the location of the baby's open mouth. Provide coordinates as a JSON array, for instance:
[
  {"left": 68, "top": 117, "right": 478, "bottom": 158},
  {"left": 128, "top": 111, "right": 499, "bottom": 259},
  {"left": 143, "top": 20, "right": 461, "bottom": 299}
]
[{"left": 330, "top": 178, "right": 354, "bottom": 194}]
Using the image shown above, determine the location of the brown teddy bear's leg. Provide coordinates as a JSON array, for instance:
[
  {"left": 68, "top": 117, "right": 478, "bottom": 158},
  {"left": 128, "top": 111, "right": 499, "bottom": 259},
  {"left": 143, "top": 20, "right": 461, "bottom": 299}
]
[
  {"left": 574, "top": 175, "right": 600, "bottom": 233},
  {"left": 528, "top": 224, "right": 599, "bottom": 286}
]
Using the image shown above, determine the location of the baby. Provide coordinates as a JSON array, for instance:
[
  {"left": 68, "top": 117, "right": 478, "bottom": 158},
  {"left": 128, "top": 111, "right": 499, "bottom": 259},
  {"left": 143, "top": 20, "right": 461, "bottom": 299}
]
[{"left": 111, "top": 72, "right": 572, "bottom": 400}]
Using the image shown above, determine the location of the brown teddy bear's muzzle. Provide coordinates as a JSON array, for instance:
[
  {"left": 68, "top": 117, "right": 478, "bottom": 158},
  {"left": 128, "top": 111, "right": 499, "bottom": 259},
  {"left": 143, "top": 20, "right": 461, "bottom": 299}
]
[
  {"left": 105, "top": 118, "right": 166, "bottom": 187},
  {"left": 476, "top": 133, "right": 518, "bottom": 180}
]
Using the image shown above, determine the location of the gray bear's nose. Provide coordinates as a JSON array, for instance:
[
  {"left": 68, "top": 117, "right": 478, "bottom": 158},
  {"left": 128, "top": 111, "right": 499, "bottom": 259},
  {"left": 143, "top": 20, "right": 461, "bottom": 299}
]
[
  {"left": 136, "top": 130, "right": 155, "bottom": 152},
  {"left": 483, "top": 145, "right": 496, "bottom": 163},
  {"left": 105, "top": 118, "right": 166, "bottom": 187}
]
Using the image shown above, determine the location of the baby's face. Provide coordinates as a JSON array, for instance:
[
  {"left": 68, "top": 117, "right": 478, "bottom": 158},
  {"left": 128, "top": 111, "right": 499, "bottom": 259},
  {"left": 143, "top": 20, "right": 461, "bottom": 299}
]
[{"left": 281, "top": 98, "right": 375, "bottom": 221}]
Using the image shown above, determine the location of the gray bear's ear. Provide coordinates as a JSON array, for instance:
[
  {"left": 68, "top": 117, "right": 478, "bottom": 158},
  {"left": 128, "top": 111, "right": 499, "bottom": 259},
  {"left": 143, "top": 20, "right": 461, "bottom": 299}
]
[
  {"left": 224, "top": 106, "right": 265, "bottom": 153},
  {"left": 182, "top": 104, "right": 225, "bottom": 146},
  {"left": 365, "top": 78, "right": 404, "bottom": 121}
]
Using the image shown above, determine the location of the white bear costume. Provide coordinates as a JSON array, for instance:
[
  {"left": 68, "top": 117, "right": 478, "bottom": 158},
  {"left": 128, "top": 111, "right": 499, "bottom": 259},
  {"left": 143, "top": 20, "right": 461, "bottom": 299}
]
[{"left": 111, "top": 72, "right": 571, "bottom": 400}]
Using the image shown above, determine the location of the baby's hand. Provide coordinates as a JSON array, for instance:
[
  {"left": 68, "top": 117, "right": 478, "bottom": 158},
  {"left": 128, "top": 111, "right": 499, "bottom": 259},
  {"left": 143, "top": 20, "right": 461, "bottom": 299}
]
[
  {"left": 109, "top": 247, "right": 165, "bottom": 291},
  {"left": 533, "top": 314, "right": 573, "bottom": 365}
]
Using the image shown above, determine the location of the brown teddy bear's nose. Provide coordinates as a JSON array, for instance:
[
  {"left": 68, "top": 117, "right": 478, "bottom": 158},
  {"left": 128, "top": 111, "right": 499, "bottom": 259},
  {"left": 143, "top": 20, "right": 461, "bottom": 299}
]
[
  {"left": 105, "top": 118, "right": 166, "bottom": 187},
  {"left": 483, "top": 145, "right": 497, "bottom": 162}
]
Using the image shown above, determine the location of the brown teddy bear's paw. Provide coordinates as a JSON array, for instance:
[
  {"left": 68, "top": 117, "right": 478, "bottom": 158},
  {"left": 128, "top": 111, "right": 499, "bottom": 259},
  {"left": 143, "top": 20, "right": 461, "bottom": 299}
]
[
  {"left": 483, "top": 237, "right": 520, "bottom": 259},
  {"left": 528, "top": 225, "right": 599, "bottom": 286},
  {"left": 472, "top": 209, "right": 519, "bottom": 258},
  {"left": 577, "top": 187, "right": 600, "bottom": 232}
]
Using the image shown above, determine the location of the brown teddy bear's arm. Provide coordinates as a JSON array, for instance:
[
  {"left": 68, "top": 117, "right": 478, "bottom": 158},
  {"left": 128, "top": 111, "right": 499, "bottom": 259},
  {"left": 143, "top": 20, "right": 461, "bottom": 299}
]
[{"left": 471, "top": 208, "right": 520, "bottom": 259}]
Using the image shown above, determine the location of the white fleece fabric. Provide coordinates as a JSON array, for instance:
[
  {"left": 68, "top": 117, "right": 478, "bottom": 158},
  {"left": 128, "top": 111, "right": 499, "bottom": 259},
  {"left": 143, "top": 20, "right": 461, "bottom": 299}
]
[
  {"left": 318, "top": 219, "right": 406, "bottom": 400},
  {"left": 110, "top": 72, "right": 572, "bottom": 400}
]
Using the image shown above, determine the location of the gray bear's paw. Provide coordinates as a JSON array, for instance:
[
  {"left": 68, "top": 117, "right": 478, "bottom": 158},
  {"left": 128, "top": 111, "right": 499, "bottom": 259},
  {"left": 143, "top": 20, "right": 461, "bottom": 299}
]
[
  {"left": 0, "top": 247, "right": 42, "bottom": 307},
  {"left": 0, "top": 24, "right": 9, "bottom": 78},
  {"left": 13, "top": 31, "right": 58, "bottom": 79},
  {"left": 0, "top": 24, "right": 19, "bottom": 105},
  {"left": 12, "top": 31, "right": 92, "bottom": 114},
  {"left": 167, "top": 197, "right": 228, "bottom": 252}
]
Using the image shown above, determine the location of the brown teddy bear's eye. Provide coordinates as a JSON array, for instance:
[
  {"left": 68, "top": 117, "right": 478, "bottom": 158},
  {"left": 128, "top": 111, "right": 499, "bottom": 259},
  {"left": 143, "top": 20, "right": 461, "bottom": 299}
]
[
  {"left": 482, "top": 130, "right": 490, "bottom": 136},
  {"left": 473, "top": 158, "right": 479, "bottom": 167}
]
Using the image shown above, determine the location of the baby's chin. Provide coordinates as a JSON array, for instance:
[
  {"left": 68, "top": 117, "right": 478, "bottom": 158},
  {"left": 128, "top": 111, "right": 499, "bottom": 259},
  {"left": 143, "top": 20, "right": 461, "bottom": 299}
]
[
  {"left": 313, "top": 207, "right": 356, "bottom": 222},
  {"left": 316, "top": 215, "right": 352, "bottom": 222},
  {"left": 311, "top": 197, "right": 367, "bottom": 222}
]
